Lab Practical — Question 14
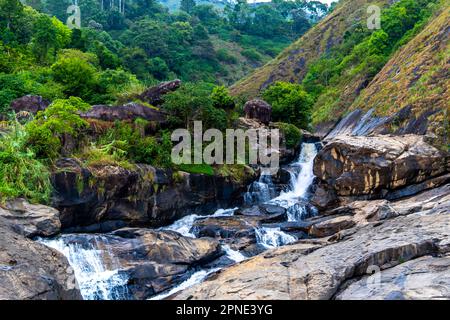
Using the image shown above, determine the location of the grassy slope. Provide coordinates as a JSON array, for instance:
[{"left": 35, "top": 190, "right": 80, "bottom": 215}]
[
  {"left": 230, "top": 0, "right": 391, "bottom": 98},
  {"left": 351, "top": 5, "right": 449, "bottom": 137}
]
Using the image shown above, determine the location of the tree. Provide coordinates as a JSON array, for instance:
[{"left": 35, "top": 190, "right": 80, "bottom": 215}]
[
  {"left": 263, "top": 82, "right": 313, "bottom": 129},
  {"left": 211, "top": 86, "right": 235, "bottom": 110},
  {"left": 51, "top": 49, "right": 99, "bottom": 100},
  {"left": 32, "top": 15, "right": 58, "bottom": 63},
  {"left": 180, "top": 0, "right": 196, "bottom": 14}
]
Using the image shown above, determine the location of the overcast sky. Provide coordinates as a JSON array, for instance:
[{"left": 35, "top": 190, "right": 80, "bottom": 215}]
[{"left": 248, "top": 0, "right": 338, "bottom": 5}]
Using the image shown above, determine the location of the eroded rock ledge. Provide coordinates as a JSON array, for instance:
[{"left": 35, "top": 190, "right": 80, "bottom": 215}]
[
  {"left": 52, "top": 158, "right": 256, "bottom": 232},
  {"left": 173, "top": 184, "right": 450, "bottom": 300}
]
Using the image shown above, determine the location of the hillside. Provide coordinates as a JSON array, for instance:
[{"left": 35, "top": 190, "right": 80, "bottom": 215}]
[
  {"left": 350, "top": 6, "right": 449, "bottom": 143},
  {"left": 230, "top": 0, "right": 391, "bottom": 97}
]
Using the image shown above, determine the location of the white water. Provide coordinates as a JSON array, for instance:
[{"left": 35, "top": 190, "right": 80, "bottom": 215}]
[
  {"left": 255, "top": 227, "right": 297, "bottom": 248},
  {"left": 149, "top": 268, "right": 220, "bottom": 300},
  {"left": 222, "top": 244, "right": 247, "bottom": 263},
  {"left": 161, "top": 207, "right": 237, "bottom": 238},
  {"left": 244, "top": 173, "right": 276, "bottom": 205},
  {"left": 39, "top": 235, "right": 130, "bottom": 300},
  {"left": 254, "top": 143, "right": 318, "bottom": 247},
  {"left": 274, "top": 143, "right": 317, "bottom": 203}
]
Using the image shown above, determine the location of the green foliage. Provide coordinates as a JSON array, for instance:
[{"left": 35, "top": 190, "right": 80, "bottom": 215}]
[
  {"left": 263, "top": 82, "right": 313, "bottom": 130},
  {"left": 163, "top": 82, "right": 227, "bottom": 130},
  {"left": 0, "top": 123, "right": 52, "bottom": 203},
  {"left": 277, "top": 122, "right": 302, "bottom": 149},
  {"left": 211, "top": 85, "right": 235, "bottom": 109},
  {"left": 301, "top": 0, "right": 440, "bottom": 124},
  {"left": 241, "top": 48, "right": 262, "bottom": 62},
  {"left": 51, "top": 49, "right": 98, "bottom": 100},
  {"left": 25, "top": 97, "right": 91, "bottom": 159},
  {"left": 97, "top": 121, "right": 172, "bottom": 168}
]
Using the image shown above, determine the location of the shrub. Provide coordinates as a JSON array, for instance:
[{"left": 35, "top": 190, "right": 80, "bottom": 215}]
[
  {"left": 276, "top": 122, "right": 302, "bottom": 149},
  {"left": 0, "top": 123, "right": 52, "bottom": 203},
  {"left": 263, "top": 82, "right": 313, "bottom": 130},
  {"left": 210, "top": 85, "right": 235, "bottom": 110},
  {"left": 25, "top": 97, "right": 91, "bottom": 159},
  {"left": 241, "top": 48, "right": 262, "bottom": 62}
]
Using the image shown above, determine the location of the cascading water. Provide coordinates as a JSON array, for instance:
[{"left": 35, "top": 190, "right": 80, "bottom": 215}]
[
  {"left": 244, "top": 172, "right": 276, "bottom": 205},
  {"left": 255, "top": 227, "right": 297, "bottom": 248},
  {"left": 39, "top": 235, "right": 130, "bottom": 300},
  {"left": 37, "top": 143, "right": 318, "bottom": 300},
  {"left": 161, "top": 208, "right": 237, "bottom": 237},
  {"left": 255, "top": 142, "right": 318, "bottom": 247},
  {"left": 270, "top": 143, "right": 318, "bottom": 221}
]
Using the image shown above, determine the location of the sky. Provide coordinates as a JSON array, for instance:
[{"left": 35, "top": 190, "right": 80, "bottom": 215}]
[{"left": 247, "top": 0, "right": 337, "bottom": 5}]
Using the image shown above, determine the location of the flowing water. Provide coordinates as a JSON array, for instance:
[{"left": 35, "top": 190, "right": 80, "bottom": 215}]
[
  {"left": 254, "top": 143, "right": 318, "bottom": 247},
  {"left": 39, "top": 235, "right": 130, "bottom": 300},
  {"left": 39, "top": 143, "right": 318, "bottom": 300}
]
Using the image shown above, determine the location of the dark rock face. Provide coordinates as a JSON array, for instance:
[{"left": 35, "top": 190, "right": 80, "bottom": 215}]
[
  {"left": 81, "top": 102, "right": 167, "bottom": 124},
  {"left": 312, "top": 135, "right": 449, "bottom": 201},
  {"left": 9, "top": 95, "right": 50, "bottom": 115},
  {"left": 136, "top": 79, "right": 182, "bottom": 106},
  {"left": 89, "top": 228, "right": 221, "bottom": 299},
  {"left": 0, "top": 217, "right": 82, "bottom": 300},
  {"left": 0, "top": 199, "right": 61, "bottom": 238},
  {"left": 51, "top": 158, "right": 256, "bottom": 232},
  {"left": 244, "top": 99, "right": 272, "bottom": 125}
]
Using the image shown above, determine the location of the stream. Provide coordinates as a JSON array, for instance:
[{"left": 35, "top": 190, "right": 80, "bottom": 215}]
[{"left": 39, "top": 142, "right": 319, "bottom": 300}]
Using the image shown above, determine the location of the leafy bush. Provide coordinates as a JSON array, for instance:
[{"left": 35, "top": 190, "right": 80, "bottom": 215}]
[
  {"left": 0, "top": 123, "right": 52, "bottom": 203},
  {"left": 25, "top": 97, "right": 91, "bottom": 159},
  {"left": 51, "top": 49, "right": 99, "bottom": 101},
  {"left": 241, "top": 48, "right": 262, "bottom": 62},
  {"left": 277, "top": 122, "right": 302, "bottom": 149},
  {"left": 211, "top": 85, "right": 235, "bottom": 110},
  {"left": 263, "top": 82, "right": 313, "bottom": 130}
]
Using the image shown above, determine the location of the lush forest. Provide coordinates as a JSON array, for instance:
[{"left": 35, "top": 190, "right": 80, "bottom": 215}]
[{"left": 0, "top": 0, "right": 331, "bottom": 203}]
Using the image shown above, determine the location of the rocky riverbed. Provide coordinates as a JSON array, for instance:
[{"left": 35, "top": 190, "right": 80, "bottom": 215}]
[{"left": 0, "top": 133, "right": 449, "bottom": 300}]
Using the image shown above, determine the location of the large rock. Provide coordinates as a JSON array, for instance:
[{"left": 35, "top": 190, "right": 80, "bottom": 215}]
[
  {"left": 81, "top": 102, "right": 167, "bottom": 124},
  {"left": 244, "top": 99, "right": 272, "bottom": 125},
  {"left": 335, "top": 255, "right": 450, "bottom": 300},
  {"left": 136, "top": 79, "right": 182, "bottom": 106},
  {"left": 56, "top": 228, "right": 222, "bottom": 299},
  {"left": 173, "top": 185, "right": 450, "bottom": 300},
  {"left": 0, "top": 198, "right": 61, "bottom": 238},
  {"left": 51, "top": 158, "right": 256, "bottom": 232},
  {"left": 9, "top": 95, "right": 50, "bottom": 115},
  {"left": 313, "top": 135, "right": 449, "bottom": 201},
  {"left": 0, "top": 218, "right": 81, "bottom": 300}
]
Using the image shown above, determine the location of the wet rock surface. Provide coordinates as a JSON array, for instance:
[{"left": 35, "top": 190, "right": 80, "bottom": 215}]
[
  {"left": 173, "top": 183, "right": 450, "bottom": 300},
  {"left": 51, "top": 158, "right": 256, "bottom": 232},
  {"left": 0, "top": 217, "right": 81, "bottom": 300}
]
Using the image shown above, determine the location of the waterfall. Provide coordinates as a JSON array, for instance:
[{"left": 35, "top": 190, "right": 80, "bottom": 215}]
[
  {"left": 222, "top": 244, "right": 247, "bottom": 263},
  {"left": 37, "top": 143, "right": 318, "bottom": 299},
  {"left": 254, "top": 143, "right": 318, "bottom": 248},
  {"left": 39, "top": 235, "right": 130, "bottom": 300},
  {"left": 255, "top": 227, "right": 297, "bottom": 248},
  {"left": 270, "top": 143, "right": 318, "bottom": 221},
  {"left": 244, "top": 172, "right": 276, "bottom": 205}
]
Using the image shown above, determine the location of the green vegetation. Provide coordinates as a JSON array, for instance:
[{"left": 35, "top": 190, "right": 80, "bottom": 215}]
[
  {"left": 276, "top": 122, "right": 302, "bottom": 149},
  {"left": 178, "top": 163, "right": 214, "bottom": 175},
  {"left": 262, "top": 82, "right": 313, "bottom": 130},
  {"left": 0, "top": 123, "right": 52, "bottom": 203},
  {"left": 300, "top": 0, "right": 441, "bottom": 124}
]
